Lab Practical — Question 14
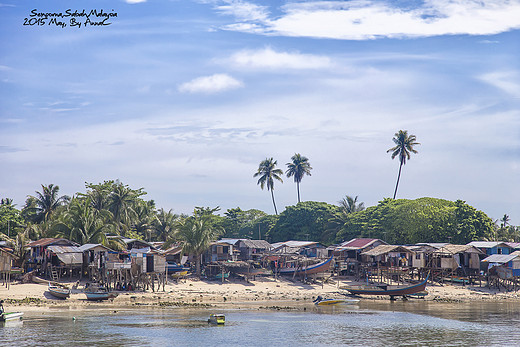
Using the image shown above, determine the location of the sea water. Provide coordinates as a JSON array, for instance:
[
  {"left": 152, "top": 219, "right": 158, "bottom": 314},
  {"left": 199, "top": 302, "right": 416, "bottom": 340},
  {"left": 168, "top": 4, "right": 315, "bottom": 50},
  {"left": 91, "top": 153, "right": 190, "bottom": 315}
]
[{"left": 2, "top": 301, "right": 520, "bottom": 346}]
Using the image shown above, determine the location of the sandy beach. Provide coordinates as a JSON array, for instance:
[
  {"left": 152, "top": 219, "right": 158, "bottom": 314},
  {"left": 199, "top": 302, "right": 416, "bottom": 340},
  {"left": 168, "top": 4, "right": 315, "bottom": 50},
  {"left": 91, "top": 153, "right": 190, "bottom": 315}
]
[{"left": 3, "top": 275, "right": 520, "bottom": 312}]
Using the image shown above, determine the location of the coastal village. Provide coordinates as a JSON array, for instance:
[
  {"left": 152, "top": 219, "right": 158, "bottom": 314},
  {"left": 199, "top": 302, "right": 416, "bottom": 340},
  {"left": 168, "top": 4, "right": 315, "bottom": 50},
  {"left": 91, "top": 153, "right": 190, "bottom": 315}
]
[{"left": 3, "top": 234, "right": 520, "bottom": 309}]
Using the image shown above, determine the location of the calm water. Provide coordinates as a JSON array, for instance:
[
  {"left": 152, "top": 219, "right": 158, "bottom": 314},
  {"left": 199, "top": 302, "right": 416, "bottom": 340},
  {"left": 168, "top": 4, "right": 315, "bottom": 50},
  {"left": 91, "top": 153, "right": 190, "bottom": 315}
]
[{"left": 2, "top": 301, "right": 520, "bottom": 346}]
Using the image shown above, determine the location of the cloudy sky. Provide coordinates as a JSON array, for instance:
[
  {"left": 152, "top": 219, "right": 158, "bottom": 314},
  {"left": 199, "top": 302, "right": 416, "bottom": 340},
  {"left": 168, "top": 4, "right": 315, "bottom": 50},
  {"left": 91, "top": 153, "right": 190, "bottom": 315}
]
[{"left": 1, "top": 0, "right": 519, "bottom": 225}]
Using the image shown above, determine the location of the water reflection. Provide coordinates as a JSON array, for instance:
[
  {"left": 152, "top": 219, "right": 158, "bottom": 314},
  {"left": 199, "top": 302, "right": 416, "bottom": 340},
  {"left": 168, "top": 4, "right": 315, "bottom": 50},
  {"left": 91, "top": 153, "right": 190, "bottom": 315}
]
[{"left": 2, "top": 303, "right": 520, "bottom": 346}]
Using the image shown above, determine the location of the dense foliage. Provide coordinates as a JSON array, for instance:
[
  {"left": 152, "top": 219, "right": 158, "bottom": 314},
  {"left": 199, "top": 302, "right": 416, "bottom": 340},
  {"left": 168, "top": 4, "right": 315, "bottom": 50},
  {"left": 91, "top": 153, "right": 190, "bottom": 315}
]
[
  {"left": 336, "top": 197, "right": 495, "bottom": 244},
  {"left": 0, "top": 181, "right": 515, "bottom": 251}
]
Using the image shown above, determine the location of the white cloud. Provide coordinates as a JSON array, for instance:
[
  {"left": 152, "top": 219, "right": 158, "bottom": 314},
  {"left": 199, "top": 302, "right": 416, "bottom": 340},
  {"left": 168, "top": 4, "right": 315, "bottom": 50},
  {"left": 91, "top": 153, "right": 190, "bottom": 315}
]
[
  {"left": 220, "top": 0, "right": 520, "bottom": 39},
  {"left": 178, "top": 73, "right": 243, "bottom": 93},
  {"left": 228, "top": 47, "right": 332, "bottom": 70},
  {"left": 125, "top": 0, "right": 147, "bottom": 3},
  {"left": 215, "top": 0, "right": 269, "bottom": 21},
  {"left": 479, "top": 71, "right": 520, "bottom": 97}
]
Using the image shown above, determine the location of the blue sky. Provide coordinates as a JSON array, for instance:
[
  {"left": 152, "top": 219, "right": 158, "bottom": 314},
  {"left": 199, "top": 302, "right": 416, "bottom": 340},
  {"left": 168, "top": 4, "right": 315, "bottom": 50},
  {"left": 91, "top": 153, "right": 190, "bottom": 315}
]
[{"left": 1, "top": 0, "right": 519, "bottom": 225}]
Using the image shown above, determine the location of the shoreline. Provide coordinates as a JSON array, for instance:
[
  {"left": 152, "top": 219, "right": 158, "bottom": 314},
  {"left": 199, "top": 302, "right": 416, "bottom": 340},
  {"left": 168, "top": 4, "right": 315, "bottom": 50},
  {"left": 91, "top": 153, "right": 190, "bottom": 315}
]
[{"left": 3, "top": 276, "right": 520, "bottom": 312}]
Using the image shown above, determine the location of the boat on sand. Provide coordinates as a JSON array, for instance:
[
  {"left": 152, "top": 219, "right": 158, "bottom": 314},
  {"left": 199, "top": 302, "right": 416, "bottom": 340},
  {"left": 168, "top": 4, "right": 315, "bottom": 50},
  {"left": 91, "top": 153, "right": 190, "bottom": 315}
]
[
  {"left": 48, "top": 283, "right": 71, "bottom": 299},
  {"left": 278, "top": 256, "right": 333, "bottom": 276},
  {"left": 342, "top": 274, "right": 429, "bottom": 299},
  {"left": 84, "top": 284, "right": 118, "bottom": 301}
]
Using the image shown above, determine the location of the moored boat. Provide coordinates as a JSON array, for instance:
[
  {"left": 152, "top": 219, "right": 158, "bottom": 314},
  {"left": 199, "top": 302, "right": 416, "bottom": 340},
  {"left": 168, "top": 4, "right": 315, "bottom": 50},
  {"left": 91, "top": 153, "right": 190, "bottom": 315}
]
[
  {"left": 313, "top": 296, "right": 360, "bottom": 306},
  {"left": 1, "top": 311, "right": 24, "bottom": 322},
  {"left": 48, "top": 283, "right": 71, "bottom": 299},
  {"left": 0, "top": 300, "right": 23, "bottom": 322},
  {"left": 208, "top": 314, "right": 225, "bottom": 325}
]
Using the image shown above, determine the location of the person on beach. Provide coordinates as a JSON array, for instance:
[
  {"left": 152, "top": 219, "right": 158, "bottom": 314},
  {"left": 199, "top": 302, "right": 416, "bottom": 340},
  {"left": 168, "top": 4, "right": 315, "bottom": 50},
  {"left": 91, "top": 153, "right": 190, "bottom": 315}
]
[{"left": 0, "top": 300, "right": 4, "bottom": 315}]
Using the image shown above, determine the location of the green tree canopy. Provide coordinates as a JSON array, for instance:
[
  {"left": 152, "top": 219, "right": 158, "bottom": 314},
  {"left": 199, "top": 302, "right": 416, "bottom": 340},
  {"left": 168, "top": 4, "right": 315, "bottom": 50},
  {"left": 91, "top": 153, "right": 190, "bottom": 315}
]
[
  {"left": 336, "top": 197, "right": 493, "bottom": 244},
  {"left": 267, "top": 201, "right": 340, "bottom": 245}
]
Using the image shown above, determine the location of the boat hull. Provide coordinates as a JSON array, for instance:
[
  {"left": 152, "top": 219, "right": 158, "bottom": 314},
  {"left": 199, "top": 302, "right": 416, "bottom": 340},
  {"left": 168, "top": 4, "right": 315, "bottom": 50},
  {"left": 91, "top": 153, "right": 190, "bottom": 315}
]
[
  {"left": 1, "top": 312, "right": 24, "bottom": 322},
  {"left": 48, "top": 285, "right": 71, "bottom": 299},
  {"left": 344, "top": 277, "right": 428, "bottom": 297},
  {"left": 279, "top": 256, "right": 333, "bottom": 276},
  {"left": 85, "top": 292, "right": 118, "bottom": 301},
  {"left": 208, "top": 314, "right": 225, "bottom": 325}
]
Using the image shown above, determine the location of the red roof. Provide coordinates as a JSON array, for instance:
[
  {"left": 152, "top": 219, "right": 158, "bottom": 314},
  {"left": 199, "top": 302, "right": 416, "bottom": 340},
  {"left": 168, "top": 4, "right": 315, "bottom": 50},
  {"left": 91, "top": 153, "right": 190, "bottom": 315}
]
[{"left": 339, "top": 238, "right": 384, "bottom": 249}]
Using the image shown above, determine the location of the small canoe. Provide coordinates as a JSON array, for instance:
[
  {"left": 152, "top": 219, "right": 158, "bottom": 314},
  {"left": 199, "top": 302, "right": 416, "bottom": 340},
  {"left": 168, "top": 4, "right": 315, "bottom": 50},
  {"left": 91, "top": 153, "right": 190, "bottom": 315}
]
[
  {"left": 48, "top": 283, "right": 71, "bottom": 299},
  {"left": 1, "top": 312, "right": 24, "bottom": 322},
  {"left": 208, "top": 314, "right": 225, "bottom": 325}
]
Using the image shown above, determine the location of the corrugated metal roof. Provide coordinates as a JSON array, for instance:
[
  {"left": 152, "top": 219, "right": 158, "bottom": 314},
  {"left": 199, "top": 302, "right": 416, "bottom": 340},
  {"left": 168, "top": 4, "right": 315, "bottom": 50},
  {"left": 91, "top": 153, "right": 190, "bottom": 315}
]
[
  {"left": 241, "top": 239, "right": 272, "bottom": 249},
  {"left": 339, "top": 238, "right": 384, "bottom": 249},
  {"left": 435, "top": 244, "right": 483, "bottom": 254},
  {"left": 361, "top": 245, "right": 414, "bottom": 257},
  {"left": 56, "top": 252, "right": 83, "bottom": 265},
  {"left": 28, "top": 238, "right": 74, "bottom": 247},
  {"left": 47, "top": 245, "right": 82, "bottom": 253},
  {"left": 78, "top": 244, "right": 112, "bottom": 252},
  {"left": 467, "top": 241, "right": 511, "bottom": 249},
  {"left": 482, "top": 254, "right": 519, "bottom": 264}
]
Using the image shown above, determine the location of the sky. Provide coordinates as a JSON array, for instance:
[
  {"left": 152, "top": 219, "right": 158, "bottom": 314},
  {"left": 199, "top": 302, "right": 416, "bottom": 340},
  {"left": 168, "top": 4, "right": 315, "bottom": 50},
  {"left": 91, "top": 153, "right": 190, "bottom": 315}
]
[{"left": 0, "top": 0, "right": 519, "bottom": 226}]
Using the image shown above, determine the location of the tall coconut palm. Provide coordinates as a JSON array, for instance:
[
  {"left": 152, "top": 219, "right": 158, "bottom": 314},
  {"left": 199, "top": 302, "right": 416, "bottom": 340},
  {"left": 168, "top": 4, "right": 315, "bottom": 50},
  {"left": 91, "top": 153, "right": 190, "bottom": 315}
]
[
  {"left": 286, "top": 153, "right": 312, "bottom": 203},
  {"left": 176, "top": 207, "right": 222, "bottom": 277},
  {"left": 27, "top": 184, "right": 70, "bottom": 223},
  {"left": 387, "top": 130, "right": 420, "bottom": 199},
  {"left": 254, "top": 158, "right": 284, "bottom": 215}
]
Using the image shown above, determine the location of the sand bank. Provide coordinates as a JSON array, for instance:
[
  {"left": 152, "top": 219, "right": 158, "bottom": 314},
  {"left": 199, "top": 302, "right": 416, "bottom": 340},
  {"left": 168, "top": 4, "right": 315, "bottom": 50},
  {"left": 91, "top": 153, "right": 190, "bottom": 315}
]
[{"left": 2, "top": 276, "right": 520, "bottom": 312}]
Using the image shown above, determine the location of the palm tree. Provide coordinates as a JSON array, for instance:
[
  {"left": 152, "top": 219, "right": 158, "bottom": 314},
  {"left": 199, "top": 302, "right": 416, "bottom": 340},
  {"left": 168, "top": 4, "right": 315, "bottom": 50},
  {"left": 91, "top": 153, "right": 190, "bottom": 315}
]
[
  {"left": 176, "top": 207, "right": 222, "bottom": 277},
  {"left": 154, "top": 208, "right": 179, "bottom": 244},
  {"left": 132, "top": 200, "right": 157, "bottom": 241},
  {"left": 27, "top": 184, "right": 70, "bottom": 223},
  {"left": 53, "top": 197, "right": 115, "bottom": 246},
  {"left": 387, "top": 130, "right": 420, "bottom": 199},
  {"left": 286, "top": 153, "right": 312, "bottom": 203},
  {"left": 107, "top": 182, "right": 145, "bottom": 236},
  {"left": 254, "top": 158, "right": 284, "bottom": 215},
  {"left": 500, "top": 214, "right": 510, "bottom": 229},
  {"left": 339, "top": 195, "right": 365, "bottom": 214}
]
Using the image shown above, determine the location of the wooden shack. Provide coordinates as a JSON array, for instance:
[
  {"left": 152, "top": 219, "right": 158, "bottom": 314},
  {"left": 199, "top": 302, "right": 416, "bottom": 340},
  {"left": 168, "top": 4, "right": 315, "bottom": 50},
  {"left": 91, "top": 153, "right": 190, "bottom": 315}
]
[{"left": 0, "top": 247, "right": 16, "bottom": 288}]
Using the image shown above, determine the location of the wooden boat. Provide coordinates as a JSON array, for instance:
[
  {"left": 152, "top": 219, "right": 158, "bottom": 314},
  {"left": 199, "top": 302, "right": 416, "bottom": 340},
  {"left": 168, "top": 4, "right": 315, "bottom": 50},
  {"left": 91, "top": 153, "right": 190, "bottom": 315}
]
[
  {"left": 406, "top": 290, "right": 429, "bottom": 299},
  {"left": 208, "top": 314, "right": 225, "bottom": 325},
  {"left": 48, "top": 283, "right": 71, "bottom": 299},
  {"left": 342, "top": 275, "right": 429, "bottom": 298},
  {"left": 1, "top": 312, "right": 24, "bottom": 322},
  {"left": 278, "top": 256, "right": 333, "bottom": 276},
  {"left": 84, "top": 285, "right": 118, "bottom": 301}
]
